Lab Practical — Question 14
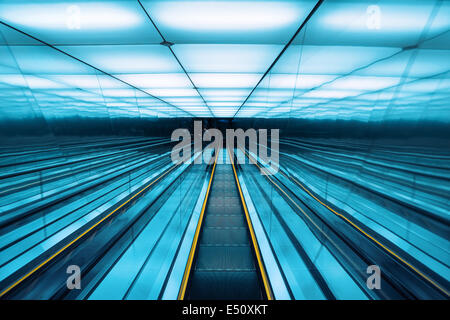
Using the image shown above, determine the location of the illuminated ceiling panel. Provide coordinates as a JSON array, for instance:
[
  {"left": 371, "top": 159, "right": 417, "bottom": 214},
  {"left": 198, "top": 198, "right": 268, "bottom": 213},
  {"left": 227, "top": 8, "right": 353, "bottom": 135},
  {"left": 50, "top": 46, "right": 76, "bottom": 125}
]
[
  {"left": 58, "top": 45, "right": 182, "bottom": 74},
  {"left": 173, "top": 44, "right": 281, "bottom": 111},
  {"left": 173, "top": 44, "right": 282, "bottom": 73},
  {"left": 0, "top": 1, "right": 161, "bottom": 45},
  {"left": 140, "top": 0, "right": 317, "bottom": 44},
  {"left": 0, "top": 0, "right": 448, "bottom": 120},
  {"left": 236, "top": 0, "right": 450, "bottom": 120}
]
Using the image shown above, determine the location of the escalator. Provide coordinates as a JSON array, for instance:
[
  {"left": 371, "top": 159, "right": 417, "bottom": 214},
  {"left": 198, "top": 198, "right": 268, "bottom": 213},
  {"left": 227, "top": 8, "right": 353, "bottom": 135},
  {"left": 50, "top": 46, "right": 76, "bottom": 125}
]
[{"left": 181, "top": 149, "right": 270, "bottom": 300}]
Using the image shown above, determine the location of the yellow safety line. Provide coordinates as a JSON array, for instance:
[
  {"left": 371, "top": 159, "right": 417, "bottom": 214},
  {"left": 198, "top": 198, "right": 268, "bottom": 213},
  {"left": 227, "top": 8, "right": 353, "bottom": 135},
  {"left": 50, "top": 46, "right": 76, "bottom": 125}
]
[
  {"left": 178, "top": 152, "right": 218, "bottom": 300},
  {"left": 228, "top": 148, "right": 273, "bottom": 300},
  {"left": 0, "top": 163, "right": 180, "bottom": 298},
  {"left": 286, "top": 173, "right": 450, "bottom": 297},
  {"left": 244, "top": 149, "right": 449, "bottom": 297}
]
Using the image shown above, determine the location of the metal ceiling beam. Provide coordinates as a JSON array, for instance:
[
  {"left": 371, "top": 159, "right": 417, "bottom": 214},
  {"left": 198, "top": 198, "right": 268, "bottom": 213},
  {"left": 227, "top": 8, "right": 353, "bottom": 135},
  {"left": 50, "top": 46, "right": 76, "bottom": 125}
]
[
  {"left": 232, "top": 0, "right": 324, "bottom": 118},
  {"left": 138, "top": 0, "right": 215, "bottom": 118}
]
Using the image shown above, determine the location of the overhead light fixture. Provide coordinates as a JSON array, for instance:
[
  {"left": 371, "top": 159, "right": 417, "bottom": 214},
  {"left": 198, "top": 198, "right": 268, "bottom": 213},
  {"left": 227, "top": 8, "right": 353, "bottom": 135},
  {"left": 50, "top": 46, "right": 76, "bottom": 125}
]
[
  {"left": 149, "top": 1, "right": 300, "bottom": 31},
  {"left": 0, "top": 2, "right": 142, "bottom": 30},
  {"left": 190, "top": 73, "right": 261, "bottom": 88},
  {"left": 319, "top": 2, "right": 448, "bottom": 33}
]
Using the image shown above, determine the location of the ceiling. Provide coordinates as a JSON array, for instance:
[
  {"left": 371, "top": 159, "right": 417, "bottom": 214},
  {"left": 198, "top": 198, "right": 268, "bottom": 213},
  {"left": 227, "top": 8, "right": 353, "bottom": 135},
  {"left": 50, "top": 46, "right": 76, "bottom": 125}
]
[{"left": 0, "top": 0, "right": 449, "bottom": 120}]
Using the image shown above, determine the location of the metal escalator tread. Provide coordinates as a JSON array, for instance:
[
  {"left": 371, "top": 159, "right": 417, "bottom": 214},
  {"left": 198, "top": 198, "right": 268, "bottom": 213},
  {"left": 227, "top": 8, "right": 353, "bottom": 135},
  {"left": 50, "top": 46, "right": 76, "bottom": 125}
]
[{"left": 186, "top": 162, "right": 264, "bottom": 300}]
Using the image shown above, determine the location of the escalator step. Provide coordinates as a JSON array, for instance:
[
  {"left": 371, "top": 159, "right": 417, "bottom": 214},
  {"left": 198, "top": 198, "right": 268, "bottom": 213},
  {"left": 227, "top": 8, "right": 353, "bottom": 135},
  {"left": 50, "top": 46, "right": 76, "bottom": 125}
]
[
  {"left": 200, "top": 227, "right": 249, "bottom": 245},
  {"left": 211, "top": 179, "right": 235, "bottom": 190},
  {"left": 195, "top": 246, "right": 256, "bottom": 270},
  {"left": 207, "top": 195, "right": 241, "bottom": 208},
  {"left": 186, "top": 160, "right": 263, "bottom": 300},
  {"left": 187, "top": 271, "right": 262, "bottom": 300},
  {"left": 206, "top": 203, "right": 242, "bottom": 216},
  {"left": 203, "top": 215, "right": 246, "bottom": 227}
]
